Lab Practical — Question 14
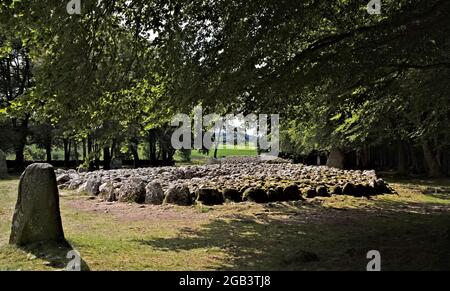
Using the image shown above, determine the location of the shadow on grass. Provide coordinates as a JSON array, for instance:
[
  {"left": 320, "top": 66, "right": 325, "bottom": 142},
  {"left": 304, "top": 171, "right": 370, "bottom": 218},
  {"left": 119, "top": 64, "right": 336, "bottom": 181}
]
[
  {"left": 424, "top": 193, "right": 450, "bottom": 201},
  {"left": 133, "top": 202, "right": 450, "bottom": 271},
  {"left": 19, "top": 240, "right": 90, "bottom": 271},
  {"left": 383, "top": 175, "right": 450, "bottom": 187},
  {"left": 383, "top": 176, "right": 450, "bottom": 201}
]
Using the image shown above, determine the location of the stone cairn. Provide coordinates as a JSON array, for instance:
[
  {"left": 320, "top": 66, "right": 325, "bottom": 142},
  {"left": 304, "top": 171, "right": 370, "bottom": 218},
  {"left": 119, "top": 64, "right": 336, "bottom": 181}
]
[
  {"left": 10, "top": 163, "right": 65, "bottom": 246},
  {"left": 56, "top": 157, "right": 392, "bottom": 206}
]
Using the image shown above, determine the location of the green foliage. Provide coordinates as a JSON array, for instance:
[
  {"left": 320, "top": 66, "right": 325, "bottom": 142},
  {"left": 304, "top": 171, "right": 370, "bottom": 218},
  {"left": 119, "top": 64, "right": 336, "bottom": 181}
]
[
  {"left": 0, "top": 0, "right": 448, "bottom": 173},
  {"left": 178, "top": 149, "right": 191, "bottom": 163}
]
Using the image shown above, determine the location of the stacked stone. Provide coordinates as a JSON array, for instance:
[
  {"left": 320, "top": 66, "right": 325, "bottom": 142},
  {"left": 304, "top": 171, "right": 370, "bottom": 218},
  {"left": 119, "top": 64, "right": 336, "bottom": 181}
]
[{"left": 55, "top": 160, "right": 392, "bottom": 206}]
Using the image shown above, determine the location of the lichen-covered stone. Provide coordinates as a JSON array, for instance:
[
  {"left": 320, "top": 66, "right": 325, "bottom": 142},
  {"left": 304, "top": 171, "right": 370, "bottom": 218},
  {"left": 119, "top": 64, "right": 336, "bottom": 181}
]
[{"left": 10, "top": 163, "right": 65, "bottom": 246}]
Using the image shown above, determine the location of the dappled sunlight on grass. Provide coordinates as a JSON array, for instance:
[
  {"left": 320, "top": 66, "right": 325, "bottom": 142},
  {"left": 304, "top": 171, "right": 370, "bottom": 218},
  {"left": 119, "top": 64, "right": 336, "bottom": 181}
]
[{"left": 0, "top": 176, "right": 449, "bottom": 270}]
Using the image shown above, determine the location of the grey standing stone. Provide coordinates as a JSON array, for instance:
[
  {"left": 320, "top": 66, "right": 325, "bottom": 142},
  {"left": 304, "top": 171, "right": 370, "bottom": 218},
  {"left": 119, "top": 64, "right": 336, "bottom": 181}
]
[
  {"left": 0, "top": 149, "right": 7, "bottom": 179},
  {"left": 9, "top": 163, "right": 65, "bottom": 246},
  {"left": 326, "top": 148, "right": 345, "bottom": 169}
]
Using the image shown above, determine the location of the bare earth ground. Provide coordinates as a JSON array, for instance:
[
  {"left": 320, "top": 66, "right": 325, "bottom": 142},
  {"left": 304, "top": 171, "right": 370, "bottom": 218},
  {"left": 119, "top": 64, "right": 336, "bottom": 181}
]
[{"left": 0, "top": 175, "right": 449, "bottom": 271}]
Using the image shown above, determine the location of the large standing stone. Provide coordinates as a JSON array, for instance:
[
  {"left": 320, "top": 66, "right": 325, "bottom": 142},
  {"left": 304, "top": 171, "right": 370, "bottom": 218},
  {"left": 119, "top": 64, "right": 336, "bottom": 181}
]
[
  {"left": 0, "top": 149, "right": 7, "bottom": 179},
  {"left": 326, "top": 148, "right": 345, "bottom": 169},
  {"left": 9, "top": 163, "right": 65, "bottom": 246}
]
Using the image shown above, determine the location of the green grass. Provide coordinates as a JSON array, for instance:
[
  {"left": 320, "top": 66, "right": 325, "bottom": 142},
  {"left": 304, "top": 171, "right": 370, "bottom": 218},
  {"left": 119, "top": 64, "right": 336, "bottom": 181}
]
[
  {"left": 0, "top": 176, "right": 449, "bottom": 270},
  {"left": 174, "top": 145, "right": 258, "bottom": 165}
]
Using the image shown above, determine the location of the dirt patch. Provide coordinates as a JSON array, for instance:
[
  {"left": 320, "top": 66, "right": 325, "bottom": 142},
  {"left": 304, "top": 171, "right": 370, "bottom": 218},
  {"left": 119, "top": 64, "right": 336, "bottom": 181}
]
[{"left": 64, "top": 197, "right": 213, "bottom": 222}]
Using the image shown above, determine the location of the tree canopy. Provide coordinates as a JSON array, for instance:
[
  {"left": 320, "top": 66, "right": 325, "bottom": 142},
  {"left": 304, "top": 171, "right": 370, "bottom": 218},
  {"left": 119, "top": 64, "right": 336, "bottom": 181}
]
[{"left": 0, "top": 0, "right": 448, "bottom": 176}]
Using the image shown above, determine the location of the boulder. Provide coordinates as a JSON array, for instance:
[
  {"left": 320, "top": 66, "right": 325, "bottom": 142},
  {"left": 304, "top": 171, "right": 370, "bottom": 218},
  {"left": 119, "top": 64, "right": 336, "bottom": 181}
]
[
  {"left": 196, "top": 188, "right": 224, "bottom": 205},
  {"left": 9, "top": 163, "right": 65, "bottom": 246},
  {"left": 118, "top": 178, "right": 146, "bottom": 203},
  {"left": 342, "top": 183, "right": 356, "bottom": 196},
  {"left": 99, "top": 182, "right": 116, "bottom": 202},
  {"left": 56, "top": 174, "right": 70, "bottom": 184},
  {"left": 305, "top": 188, "right": 317, "bottom": 198},
  {"left": 68, "top": 179, "right": 83, "bottom": 190},
  {"left": 164, "top": 185, "right": 193, "bottom": 206},
  {"left": 316, "top": 186, "right": 330, "bottom": 197},
  {"left": 283, "top": 184, "right": 302, "bottom": 201},
  {"left": 0, "top": 149, "right": 7, "bottom": 179},
  {"left": 267, "top": 187, "right": 283, "bottom": 202},
  {"left": 77, "top": 182, "right": 88, "bottom": 193},
  {"left": 222, "top": 188, "right": 242, "bottom": 202},
  {"left": 354, "top": 184, "right": 367, "bottom": 197},
  {"left": 374, "top": 179, "right": 391, "bottom": 194},
  {"left": 85, "top": 178, "right": 101, "bottom": 196},
  {"left": 331, "top": 185, "right": 343, "bottom": 195},
  {"left": 145, "top": 182, "right": 164, "bottom": 205},
  {"left": 243, "top": 188, "right": 269, "bottom": 203}
]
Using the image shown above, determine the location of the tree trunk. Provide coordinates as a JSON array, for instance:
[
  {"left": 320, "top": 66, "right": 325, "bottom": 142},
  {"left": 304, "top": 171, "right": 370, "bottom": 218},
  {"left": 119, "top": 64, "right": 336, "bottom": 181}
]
[
  {"left": 45, "top": 144, "right": 52, "bottom": 162},
  {"left": 87, "top": 136, "right": 92, "bottom": 156},
  {"left": 14, "top": 144, "right": 25, "bottom": 172},
  {"left": 422, "top": 141, "right": 443, "bottom": 177},
  {"left": 148, "top": 132, "right": 157, "bottom": 165},
  {"left": 103, "top": 146, "right": 111, "bottom": 170},
  {"left": 360, "top": 144, "right": 370, "bottom": 169},
  {"left": 12, "top": 117, "right": 29, "bottom": 172},
  {"left": 111, "top": 139, "right": 117, "bottom": 158},
  {"left": 397, "top": 141, "right": 408, "bottom": 175},
  {"left": 130, "top": 140, "right": 140, "bottom": 168},
  {"left": 63, "top": 138, "right": 70, "bottom": 168},
  {"left": 94, "top": 142, "right": 100, "bottom": 170},
  {"left": 74, "top": 140, "right": 79, "bottom": 166},
  {"left": 82, "top": 139, "right": 87, "bottom": 161}
]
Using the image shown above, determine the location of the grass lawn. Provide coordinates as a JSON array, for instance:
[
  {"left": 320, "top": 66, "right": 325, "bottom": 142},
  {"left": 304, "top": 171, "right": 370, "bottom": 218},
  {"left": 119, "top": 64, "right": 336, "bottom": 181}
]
[
  {"left": 175, "top": 146, "right": 258, "bottom": 165},
  {"left": 0, "top": 175, "right": 449, "bottom": 271}
]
